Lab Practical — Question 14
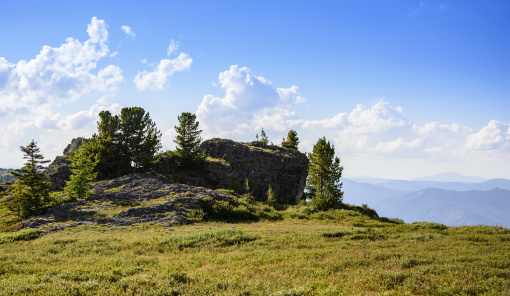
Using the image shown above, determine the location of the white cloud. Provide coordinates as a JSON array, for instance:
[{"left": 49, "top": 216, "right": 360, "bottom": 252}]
[
  {"left": 465, "top": 120, "right": 510, "bottom": 151},
  {"left": 196, "top": 65, "right": 305, "bottom": 141},
  {"left": 133, "top": 52, "right": 192, "bottom": 91},
  {"left": 167, "top": 39, "right": 180, "bottom": 56},
  {"left": 0, "top": 17, "right": 123, "bottom": 115},
  {"left": 0, "top": 17, "right": 124, "bottom": 165},
  {"left": 121, "top": 25, "right": 135, "bottom": 37}
]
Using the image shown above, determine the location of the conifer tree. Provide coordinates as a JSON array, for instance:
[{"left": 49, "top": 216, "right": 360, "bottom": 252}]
[
  {"left": 65, "top": 142, "right": 98, "bottom": 200},
  {"left": 119, "top": 107, "right": 162, "bottom": 172},
  {"left": 267, "top": 185, "right": 277, "bottom": 207},
  {"left": 8, "top": 140, "right": 50, "bottom": 218},
  {"left": 306, "top": 137, "right": 343, "bottom": 210},
  {"left": 89, "top": 108, "right": 161, "bottom": 178},
  {"left": 281, "top": 130, "right": 299, "bottom": 150},
  {"left": 174, "top": 112, "right": 205, "bottom": 167}
]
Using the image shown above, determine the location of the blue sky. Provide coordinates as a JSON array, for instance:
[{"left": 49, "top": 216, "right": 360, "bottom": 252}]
[{"left": 1, "top": 0, "right": 509, "bottom": 179}]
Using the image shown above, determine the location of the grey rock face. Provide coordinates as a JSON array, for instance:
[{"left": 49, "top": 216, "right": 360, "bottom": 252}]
[
  {"left": 45, "top": 137, "right": 87, "bottom": 190},
  {"left": 45, "top": 156, "right": 72, "bottom": 191},
  {"left": 63, "top": 137, "right": 87, "bottom": 156},
  {"left": 200, "top": 138, "right": 309, "bottom": 204}
]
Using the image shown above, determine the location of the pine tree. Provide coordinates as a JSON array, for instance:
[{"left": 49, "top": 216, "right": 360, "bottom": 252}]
[
  {"left": 65, "top": 142, "right": 98, "bottom": 200},
  {"left": 260, "top": 128, "right": 269, "bottom": 145},
  {"left": 89, "top": 108, "right": 161, "bottom": 178},
  {"left": 89, "top": 110, "right": 124, "bottom": 179},
  {"left": 306, "top": 137, "right": 343, "bottom": 210},
  {"left": 8, "top": 140, "right": 50, "bottom": 218},
  {"left": 174, "top": 112, "right": 205, "bottom": 167},
  {"left": 281, "top": 130, "right": 299, "bottom": 150},
  {"left": 119, "top": 107, "right": 162, "bottom": 172}
]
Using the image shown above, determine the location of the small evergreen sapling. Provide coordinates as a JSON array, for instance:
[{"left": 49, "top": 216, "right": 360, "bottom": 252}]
[
  {"left": 65, "top": 142, "right": 98, "bottom": 200},
  {"left": 281, "top": 130, "right": 299, "bottom": 150},
  {"left": 267, "top": 185, "right": 277, "bottom": 207},
  {"left": 260, "top": 128, "right": 269, "bottom": 145}
]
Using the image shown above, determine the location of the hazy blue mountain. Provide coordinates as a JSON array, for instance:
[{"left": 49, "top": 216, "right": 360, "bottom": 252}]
[
  {"left": 344, "top": 176, "right": 394, "bottom": 185},
  {"left": 342, "top": 178, "right": 409, "bottom": 206},
  {"left": 372, "top": 188, "right": 510, "bottom": 227},
  {"left": 378, "top": 178, "right": 510, "bottom": 192},
  {"left": 413, "top": 172, "right": 488, "bottom": 183}
]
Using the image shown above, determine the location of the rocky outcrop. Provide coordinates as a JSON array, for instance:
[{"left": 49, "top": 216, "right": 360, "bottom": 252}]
[
  {"left": 23, "top": 174, "right": 233, "bottom": 230},
  {"left": 45, "top": 156, "right": 72, "bottom": 191},
  {"left": 44, "top": 137, "right": 87, "bottom": 190},
  {"left": 63, "top": 137, "right": 87, "bottom": 156},
  {"left": 200, "top": 138, "right": 309, "bottom": 204}
]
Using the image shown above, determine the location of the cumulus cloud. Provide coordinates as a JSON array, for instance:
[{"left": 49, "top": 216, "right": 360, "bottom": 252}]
[
  {"left": 121, "top": 25, "right": 135, "bottom": 37},
  {"left": 196, "top": 65, "right": 305, "bottom": 140},
  {"left": 0, "top": 17, "right": 122, "bottom": 115},
  {"left": 465, "top": 120, "right": 510, "bottom": 151},
  {"left": 0, "top": 17, "right": 124, "bottom": 164},
  {"left": 133, "top": 52, "right": 192, "bottom": 91}
]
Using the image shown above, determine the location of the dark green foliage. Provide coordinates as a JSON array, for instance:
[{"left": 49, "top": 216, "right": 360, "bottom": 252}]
[
  {"left": 8, "top": 141, "right": 51, "bottom": 218},
  {"left": 64, "top": 141, "right": 98, "bottom": 200},
  {"left": 281, "top": 130, "right": 299, "bottom": 150},
  {"left": 89, "top": 111, "right": 125, "bottom": 179},
  {"left": 89, "top": 108, "right": 161, "bottom": 178},
  {"left": 119, "top": 107, "right": 162, "bottom": 172},
  {"left": 174, "top": 112, "right": 205, "bottom": 168},
  {"left": 306, "top": 137, "right": 343, "bottom": 210}
]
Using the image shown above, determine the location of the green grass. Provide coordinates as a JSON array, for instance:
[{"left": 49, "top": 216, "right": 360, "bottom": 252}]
[
  {"left": 0, "top": 210, "right": 509, "bottom": 295},
  {"left": 0, "top": 187, "right": 509, "bottom": 295}
]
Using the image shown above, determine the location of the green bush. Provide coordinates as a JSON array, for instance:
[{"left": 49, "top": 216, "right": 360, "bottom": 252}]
[
  {"left": 0, "top": 228, "right": 41, "bottom": 244},
  {"left": 408, "top": 221, "right": 447, "bottom": 231},
  {"left": 159, "top": 228, "right": 259, "bottom": 249}
]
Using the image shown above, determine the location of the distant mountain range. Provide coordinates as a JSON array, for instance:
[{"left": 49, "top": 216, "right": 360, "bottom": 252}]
[{"left": 342, "top": 173, "right": 510, "bottom": 228}]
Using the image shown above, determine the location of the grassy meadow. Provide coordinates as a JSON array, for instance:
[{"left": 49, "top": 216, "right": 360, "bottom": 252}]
[{"left": 1, "top": 203, "right": 509, "bottom": 295}]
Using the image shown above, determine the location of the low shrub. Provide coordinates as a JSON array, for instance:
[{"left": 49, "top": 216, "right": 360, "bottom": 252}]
[
  {"left": 159, "top": 228, "right": 259, "bottom": 249},
  {"left": 0, "top": 228, "right": 41, "bottom": 244},
  {"left": 407, "top": 221, "right": 448, "bottom": 231}
]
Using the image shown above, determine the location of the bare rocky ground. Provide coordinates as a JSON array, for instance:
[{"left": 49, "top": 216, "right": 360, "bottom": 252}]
[{"left": 22, "top": 174, "right": 233, "bottom": 232}]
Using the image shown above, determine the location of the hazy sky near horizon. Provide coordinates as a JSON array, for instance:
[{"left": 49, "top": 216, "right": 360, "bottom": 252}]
[{"left": 0, "top": 0, "right": 509, "bottom": 179}]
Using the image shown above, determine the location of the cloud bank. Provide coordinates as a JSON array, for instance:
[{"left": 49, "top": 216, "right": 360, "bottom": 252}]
[
  {"left": 195, "top": 65, "right": 510, "bottom": 179},
  {"left": 0, "top": 17, "right": 123, "bottom": 161}
]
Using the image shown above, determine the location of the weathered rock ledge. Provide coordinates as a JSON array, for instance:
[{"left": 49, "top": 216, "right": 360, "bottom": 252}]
[
  {"left": 23, "top": 174, "right": 233, "bottom": 231},
  {"left": 200, "top": 138, "right": 309, "bottom": 204}
]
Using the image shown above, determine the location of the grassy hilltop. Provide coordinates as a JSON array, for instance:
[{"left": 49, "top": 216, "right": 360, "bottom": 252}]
[{"left": 1, "top": 195, "right": 509, "bottom": 295}]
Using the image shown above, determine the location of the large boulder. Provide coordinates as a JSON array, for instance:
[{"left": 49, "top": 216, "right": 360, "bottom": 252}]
[
  {"left": 45, "top": 137, "right": 87, "bottom": 190},
  {"left": 200, "top": 138, "right": 309, "bottom": 204}
]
